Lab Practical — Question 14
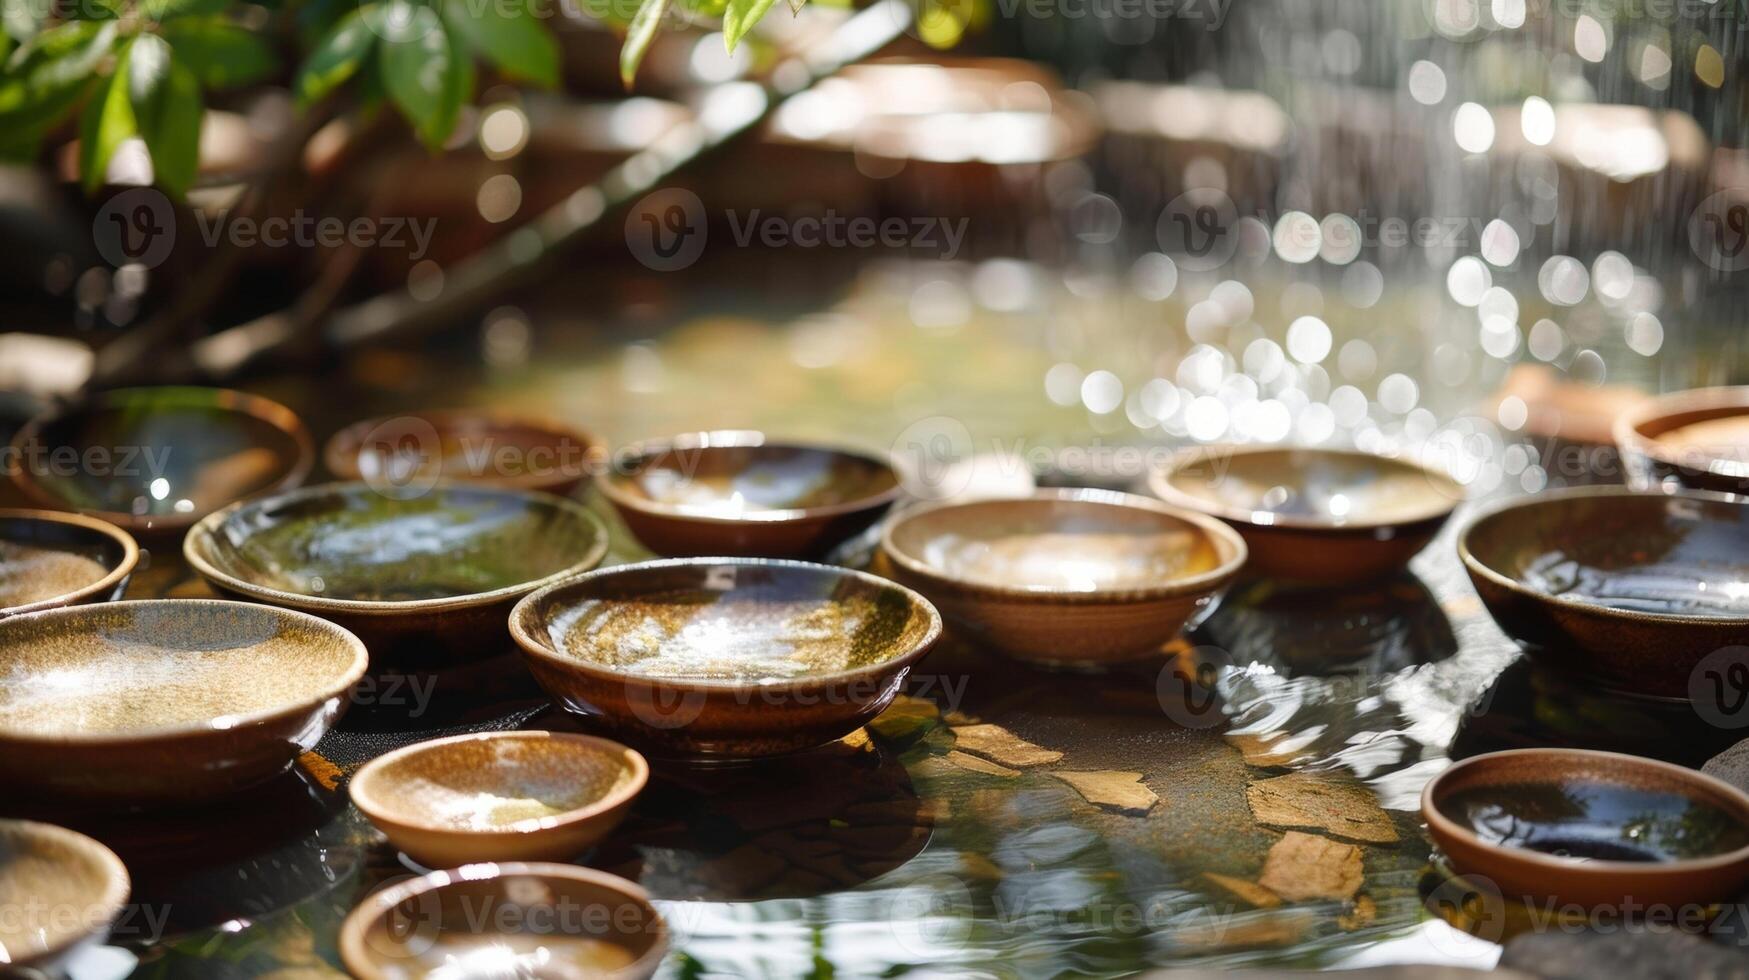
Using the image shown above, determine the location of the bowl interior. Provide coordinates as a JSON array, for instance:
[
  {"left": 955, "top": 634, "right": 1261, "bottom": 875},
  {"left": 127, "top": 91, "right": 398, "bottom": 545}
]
[
  {"left": 1164, "top": 449, "right": 1460, "bottom": 526},
  {"left": 0, "top": 602, "right": 361, "bottom": 738},
  {"left": 197, "top": 484, "right": 603, "bottom": 602},
  {"left": 610, "top": 443, "right": 897, "bottom": 517},
  {"left": 19, "top": 388, "right": 306, "bottom": 521},
  {"left": 357, "top": 734, "right": 642, "bottom": 832},
  {"left": 1465, "top": 492, "right": 1749, "bottom": 619},
  {"left": 523, "top": 561, "right": 934, "bottom": 681},
  {"left": 888, "top": 496, "right": 1231, "bottom": 593},
  {"left": 0, "top": 822, "right": 125, "bottom": 963},
  {"left": 1634, "top": 396, "right": 1749, "bottom": 474},
  {"left": 0, "top": 515, "right": 129, "bottom": 611},
  {"left": 331, "top": 414, "right": 597, "bottom": 486}
]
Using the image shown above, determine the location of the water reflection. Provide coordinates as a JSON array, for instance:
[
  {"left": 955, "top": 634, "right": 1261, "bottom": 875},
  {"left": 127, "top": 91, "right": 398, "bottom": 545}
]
[{"left": 1202, "top": 572, "right": 1458, "bottom": 678}]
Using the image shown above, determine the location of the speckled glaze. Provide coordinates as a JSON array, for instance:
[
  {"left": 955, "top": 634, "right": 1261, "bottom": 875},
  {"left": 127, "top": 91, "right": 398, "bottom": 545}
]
[
  {"left": 0, "top": 510, "right": 137, "bottom": 618},
  {"left": 350, "top": 731, "right": 648, "bottom": 868},
  {"left": 184, "top": 482, "right": 608, "bottom": 667},
  {"left": 1150, "top": 446, "right": 1464, "bottom": 584},
  {"left": 9, "top": 387, "right": 313, "bottom": 541},
  {"left": 340, "top": 863, "right": 667, "bottom": 980},
  {"left": 599, "top": 431, "right": 902, "bottom": 559},
  {"left": 1423, "top": 749, "right": 1749, "bottom": 909},
  {"left": 1615, "top": 386, "right": 1749, "bottom": 495},
  {"left": 325, "top": 410, "right": 605, "bottom": 497},
  {"left": 0, "top": 599, "right": 367, "bottom": 801},
  {"left": 880, "top": 489, "right": 1246, "bottom": 668},
  {"left": 510, "top": 558, "right": 941, "bottom": 759},
  {"left": 1459, "top": 486, "right": 1749, "bottom": 698},
  {"left": 0, "top": 820, "right": 129, "bottom": 973}
]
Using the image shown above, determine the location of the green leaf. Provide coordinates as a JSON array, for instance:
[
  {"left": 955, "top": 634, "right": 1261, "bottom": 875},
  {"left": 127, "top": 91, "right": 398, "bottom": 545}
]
[
  {"left": 380, "top": 1, "right": 466, "bottom": 149},
  {"left": 618, "top": 0, "right": 667, "bottom": 88},
  {"left": 78, "top": 38, "right": 135, "bottom": 192},
  {"left": 722, "top": 0, "right": 777, "bottom": 52},
  {"left": 440, "top": 0, "right": 557, "bottom": 87},
  {"left": 295, "top": 7, "right": 374, "bottom": 107},
  {"left": 142, "top": 0, "right": 231, "bottom": 21},
  {"left": 162, "top": 18, "right": 277, "bottom": 88},
  {"left": 129, "top": 34, "right": 202, "bottom": 193},
  {"left": 0, "top": 19, "right": 114, "bottom": 138}
]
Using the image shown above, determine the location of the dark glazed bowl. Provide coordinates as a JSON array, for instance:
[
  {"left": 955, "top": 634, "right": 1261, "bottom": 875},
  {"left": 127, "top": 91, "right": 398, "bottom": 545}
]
[
  {"left": 0, "top": 820, "right": 130, "bottom": 974},
  {"left": 0, "top": 599, "right": 367, "bottom": 801},
  {"left": 510, "top": 558, "right": 941, "bottom": 759},
  {"left": 1423, "top": 748, "right": 1749, "bottom": 909},
  {"left": 1615, "top": 386, "right": 1749, "bottom": 495},
  {"left": 325, "top": 410, "right": 605, "bottom": 497},
  {"left": 184, "top": 481, "right": 608, "bottom": 667},
  {"left": 599, "top": 431, "right": 902, "bottom": 559},
  {"left": 9, "top": 386, "right": 313, "bottom": 541},
  {"left": 1459, "top": 486, "right": 1749, "bottom": 698},
  {"left": 1149, "top": 445, "right": 1465, "bottom": 584},
  {"left": 0, "top": 509, "right": 137, "bottom": 617}
]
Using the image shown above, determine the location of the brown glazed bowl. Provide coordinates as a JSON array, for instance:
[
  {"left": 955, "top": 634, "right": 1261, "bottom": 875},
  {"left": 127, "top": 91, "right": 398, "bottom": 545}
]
[
  {"left": 0, "top": 820, "right": 130, "bottom": 974},
  {"left": 1615, "top": 386, "right": 1749, "bottom": 495},
  {"left": 184, "top": 482, "right": 608, "bottom": 668},
  {"left": 9, "top": 386, "right": 313, "bottom": 541},
  {"left": 339, "top": 863, "right": 667, "bottom": 980},
  {"left": 599, "top": 431, "right": 902, "bottom": 559},
  {"left": 879, "top": 489, "right": 1246, "bottom": 668},
  {"left": 325, "top": 410, "right": 605, "bottom": 498},
  {"left": 1423, "top": 748, "right": 1749, "bottom": 910},
  {"left": 350, "top": 731, "right": 648, "bottom": 868},
  {"left": 1149, "top": 445, "right": 1465, "bottom": 584},
  {"left": 1459, "top": 486, "right": 1749, "bottom": 699},
  {"left": 0, "top": 510, "right": 137, "bottom": 617},
  {"left": 0, "top": 599, "right": 366, "bottom": 801},
  {"left": 510, "top": 558, "right": 941, "bottom": 759}
]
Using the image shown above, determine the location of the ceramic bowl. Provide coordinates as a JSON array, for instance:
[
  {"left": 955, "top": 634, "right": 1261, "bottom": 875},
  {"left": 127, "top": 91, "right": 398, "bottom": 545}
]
[
  {"left": 184, "top": 482, "right": 608, "bottom": 667},
  {"left": 1459, "top": 486, "right": 1749, "bottom": 699},
  {"left": 1423, "top": 748, "right": 1749, "bottom": 909},
  {"left": 1149, "top": 446, "right": 1465, "bottom": 584},
  {"left": 325, "top": 410, "right": 604, "bottom": 498},
  {"left": 1615, "top": 386, "right": 1749, "bottom": 495},
  {"left": 339, "top": 863, "right": 667, "bottom": 980},
  {"left": 598, "top": 431, "right": 902, "bottom": 559},
  {"left": 0, "top": 510, "right": 137, "bottom": 617},
  {"left": 0, "top": 599, "right": 367, "bottom": 801},
  {"left": 879, "top": 489, "right": 1246, "bottom": 668},
  {"left": 350, "top": 731, "right": 648, "bottom": 868},
  {"left": 9, "top": 386, "right": 313, "bottom": 540},
  {"left": 0, "top": 820, "right": 130, "bottom": 973},
  {"left": 510, "top": 558, "right": 941, "bottom": 758}
]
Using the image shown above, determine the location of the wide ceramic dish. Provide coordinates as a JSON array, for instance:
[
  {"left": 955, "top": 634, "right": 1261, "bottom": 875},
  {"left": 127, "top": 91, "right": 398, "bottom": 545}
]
[
  {"left": 325, "top": 410, "right": 603, "bottom": 497},
  {"left": 0, "top": 820, "right": 130, "bottom": 973},
  {"left": 350, "top": 731, "right": 648, "bottom": 868},
  {"left": 599, "top": 431, "right": 902, "bottom": 558},
  {"left": 880, "top": 489, "right": 1246, "bottom": 668},
  {"left": 1149, "top": 446, "right": 1464, "bottom": 584},
  {"left": 1615, "top": 385, "right": 1749, "bottom": 495},
  {"left": 1459, "top": 486, "right": 1749, "bottom": 699},
  {"left": 184, "top": 481, "right": 608, "bottom": 666},
  {"left": 0, "top": 599, "right": 367, "bottom": 801},
  {"left": 0, "top": 510, "right": 137, "bottom": 617},
  {"left": 510, "top": 558, "right": 941, "bottom": 758}
]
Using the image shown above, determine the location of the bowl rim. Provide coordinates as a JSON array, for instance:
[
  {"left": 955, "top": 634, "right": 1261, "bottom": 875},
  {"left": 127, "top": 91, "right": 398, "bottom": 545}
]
[
  {"left": 0, "top": 818, "right": 131, "bottom": 968},
  {"left": 1147, "top": 444, "right": 1467, "bottom": 532},
  {"left": 1421, "top": 747, "right": 1749, "bottom": 877},
  {"left": 182, "top": 480, "right": 610, "bottom": 616},
  {"left": 337, "top": 861, "right": 668, "bottom": 980},
  {"left": 0, "top": 508, "right": 139, "bottom": 618},
  {"left": 509, "top": 556, "right": 943, "bottom": 692},
  {"left": 323, "top": 409, "right": 605, "bottom": 491},
  {"left": 1456, "top": 484, "right": 1749, "bottom": 627},
  {"left": 1613, "top": 385, "right": 1749, "bottom": 481},
  {"left": 0, "top": 598, "right": 368, "bottom": 745},
  {"left": 879, "top": 487, "right": 1249, "bottom": 602},
  {"left": 349, "top": 730, "right": 650, "bottom": 838},
  {"left": 8, "top": 385, "right": 314, "bottom": 533},
  {"left": 597, "top": 430, "right": 904, "bottom": 526}
]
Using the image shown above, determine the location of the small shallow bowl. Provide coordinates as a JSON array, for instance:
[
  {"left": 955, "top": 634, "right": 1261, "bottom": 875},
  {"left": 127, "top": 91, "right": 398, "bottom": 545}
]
[
  {"left": 1423, "top": 748, "right": 1749, "bottom": 910},
  {"left": 1459, "top": 486, "right": 1749, "bottom": 699},
  {"left": 340, "top": 863, "right": 666, "bottom": 980},
  {"left": 0, "top": 820, "right": 130, "bottom": 974},
  {"left": 1615, "top": 386, "right": 1749, "bottom": 495},
  {"left": 0, "top": 510, "right": 137, "bottom": 617},
  {"left": 879, "top": 489, "right": 1246, "bottom": 668},
  {"left": 599, "top": 431, "right": 902, "bottom": 559},
  {"left": 350, "top": 731, "right": 649, "bottom": 869},
  {"left": 1149, "top": 446, "right": 1465, "bottom": 584},
  {"left": 0, "top": 599, "right": 367, "bottom": 801},
  {"left": 9, "top": 386, "right": 313, "bottom": 540},
  {"left": 510, "top": 558, "right": 941, "bottom": 759},
  {"left": 325, "top": 410, "right": 604, "bottom": 498},
  {"left": 184, "top": 482, "right": 609, "bottom": 667}
]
